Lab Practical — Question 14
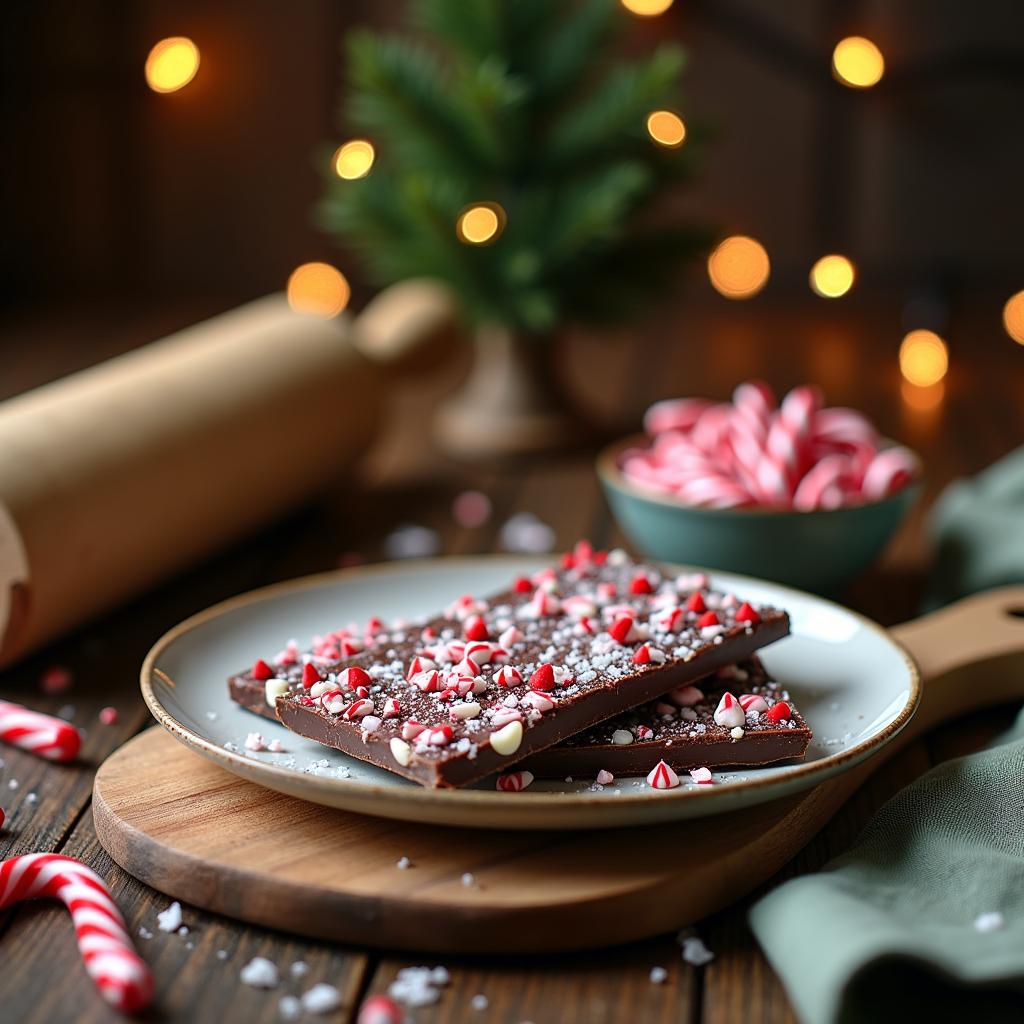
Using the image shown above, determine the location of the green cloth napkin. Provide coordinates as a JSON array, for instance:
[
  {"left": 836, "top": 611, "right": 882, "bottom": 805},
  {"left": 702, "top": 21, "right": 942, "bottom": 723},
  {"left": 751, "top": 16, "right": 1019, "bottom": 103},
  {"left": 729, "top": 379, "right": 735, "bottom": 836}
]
[
  {"left": 749, "top": 449, "right": 1024, "bottom": 1021},
  {"left": 925, "top": 444, "right": 1024, "bottom": 609},
  {"left": 749, "top": 711, "right": 1024, "bottom": 1023}
]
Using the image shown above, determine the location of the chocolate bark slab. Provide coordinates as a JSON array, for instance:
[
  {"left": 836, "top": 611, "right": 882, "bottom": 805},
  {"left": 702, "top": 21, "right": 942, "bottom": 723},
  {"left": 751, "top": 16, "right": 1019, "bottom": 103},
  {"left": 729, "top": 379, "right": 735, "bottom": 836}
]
[
  {"left": 253, "top": 549, "right": 791, "bottom": 788},
  {"left": 521, "top": 657, "right": 811, "bottom": 778}
]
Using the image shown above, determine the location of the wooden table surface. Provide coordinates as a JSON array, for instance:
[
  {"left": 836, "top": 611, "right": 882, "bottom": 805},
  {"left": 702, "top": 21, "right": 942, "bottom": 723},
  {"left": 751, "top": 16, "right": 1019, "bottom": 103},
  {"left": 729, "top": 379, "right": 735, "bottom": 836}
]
[{"left": 0, "top": 295, "right": 1020, "bottom": 1023}]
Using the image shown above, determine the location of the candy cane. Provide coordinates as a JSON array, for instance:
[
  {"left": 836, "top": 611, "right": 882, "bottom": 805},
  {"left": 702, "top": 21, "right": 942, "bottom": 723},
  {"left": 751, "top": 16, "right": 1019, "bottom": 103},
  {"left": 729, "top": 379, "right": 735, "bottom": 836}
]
[
  {"left": 0, "top": 700, "right": 82, "bottom": 762},
  {"left": 0, "top": 854, "right": 153, "bottom": 1012}
]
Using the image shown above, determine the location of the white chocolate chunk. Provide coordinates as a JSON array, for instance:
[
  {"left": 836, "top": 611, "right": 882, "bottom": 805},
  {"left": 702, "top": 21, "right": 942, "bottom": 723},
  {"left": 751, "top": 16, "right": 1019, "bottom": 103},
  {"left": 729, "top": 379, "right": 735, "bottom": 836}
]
[
  {"left": 611, "top": 729, "right": 634, "bottom": 745},
  {"left": 264, "top": 678, "right": 290, "bottom": 707},
  {"left": 489, "top": 720, "right": 523, "bottom": 756},
  {"left": 390, "top": 737, "right": 412, "bottom": 766}
]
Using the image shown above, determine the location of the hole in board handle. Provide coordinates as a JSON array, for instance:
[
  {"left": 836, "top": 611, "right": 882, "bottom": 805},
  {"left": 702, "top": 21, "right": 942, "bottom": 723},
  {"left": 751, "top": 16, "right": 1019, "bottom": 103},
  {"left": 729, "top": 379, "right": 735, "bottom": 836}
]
[{"left": 1007, "top": 608, "right": 1024, "bottom": 620}]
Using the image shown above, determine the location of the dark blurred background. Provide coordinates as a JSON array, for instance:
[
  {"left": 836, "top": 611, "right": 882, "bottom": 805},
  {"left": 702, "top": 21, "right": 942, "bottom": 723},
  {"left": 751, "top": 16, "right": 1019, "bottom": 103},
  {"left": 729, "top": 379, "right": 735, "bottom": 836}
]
[{"left": 2, "top": 0, "right": 1023, "bottom": 392}]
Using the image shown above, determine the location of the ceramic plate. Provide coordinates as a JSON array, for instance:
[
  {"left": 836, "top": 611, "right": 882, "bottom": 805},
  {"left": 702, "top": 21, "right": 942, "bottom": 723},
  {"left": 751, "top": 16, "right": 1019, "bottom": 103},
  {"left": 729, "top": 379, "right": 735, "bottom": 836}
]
[{"left": 141, "top": 557, "right": 920, "bottom": 830}]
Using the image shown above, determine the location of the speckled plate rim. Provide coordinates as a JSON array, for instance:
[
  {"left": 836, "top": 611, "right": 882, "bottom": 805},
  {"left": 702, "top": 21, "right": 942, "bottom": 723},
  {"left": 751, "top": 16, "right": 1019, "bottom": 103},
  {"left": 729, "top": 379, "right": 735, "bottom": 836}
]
[{"left": 140, "top": 556, "right": 921, "bottom": 830}]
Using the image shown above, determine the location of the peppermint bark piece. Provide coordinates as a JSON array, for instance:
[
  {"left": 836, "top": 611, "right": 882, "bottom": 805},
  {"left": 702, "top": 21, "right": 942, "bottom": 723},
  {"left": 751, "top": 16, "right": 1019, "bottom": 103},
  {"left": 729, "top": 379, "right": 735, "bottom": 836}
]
[
  {"left": 521, "top": 657, "right": 812, "bottom": 778},
  {"left": 262, "top": 548, "right": 791, "bottom": 788}
]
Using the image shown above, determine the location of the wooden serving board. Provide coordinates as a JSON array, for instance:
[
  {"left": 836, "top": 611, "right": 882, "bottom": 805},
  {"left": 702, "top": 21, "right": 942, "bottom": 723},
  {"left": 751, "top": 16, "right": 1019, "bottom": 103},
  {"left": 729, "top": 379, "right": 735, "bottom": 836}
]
[{"left": 93, "top": 587, "right": 1024, "bottom": 954}]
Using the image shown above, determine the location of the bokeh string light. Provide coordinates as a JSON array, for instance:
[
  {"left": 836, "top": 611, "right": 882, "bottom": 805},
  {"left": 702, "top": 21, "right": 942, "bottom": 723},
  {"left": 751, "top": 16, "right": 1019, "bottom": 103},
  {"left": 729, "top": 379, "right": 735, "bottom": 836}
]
[
  {"left": 832, "top": 36, "right": 885, "bottom": 89},
  {"left": 707, "top": 236, "right": 771, "bottom": 299},
  {"left": 286, "top": 263, "right": 351, "bottom": 318},
  {"left": 899, "top": 329, "right": 949, "bottom": 386},
  {"left": 456, "top": 203, "right": 507, "bottom": 245},
  {"left": 646, "top": 110, "right": 686, "bottom": 148},
  {"left": 1003, "top": 290, "right": 1024, "bottom": 345},
  {"left": 620, "top": 0, "right": 674, "bottom": 16},
  {"left": 145, "top": 37, "right": 200, "bottom": 94},
  {"left": 809, "top": 255, "right": 856, "bottom": 298},
  {"left": 333, "top": 140, "right": 375, "bottom": 180}
]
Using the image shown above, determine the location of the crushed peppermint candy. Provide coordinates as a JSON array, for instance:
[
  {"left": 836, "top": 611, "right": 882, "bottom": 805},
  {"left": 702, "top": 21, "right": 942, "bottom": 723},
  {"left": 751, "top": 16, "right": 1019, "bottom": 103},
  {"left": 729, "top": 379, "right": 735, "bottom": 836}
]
[
  {"left": 302, "top": 983, "right": 343, "bottom": 1014},
  {"left": 388, "top": 965, "right": 451, "bottom": 1008},
  {"left": 678, "top": 928, "right": 715, "bottom": 966},
  {"left": 156, "top": 901, "right": 183, "bottom": 933},
  {"left": 649, "top": 966, "right": 668, "bottom": 984},
  {"left": 239, "top": 956, "right": 279, "bottom": 988}
]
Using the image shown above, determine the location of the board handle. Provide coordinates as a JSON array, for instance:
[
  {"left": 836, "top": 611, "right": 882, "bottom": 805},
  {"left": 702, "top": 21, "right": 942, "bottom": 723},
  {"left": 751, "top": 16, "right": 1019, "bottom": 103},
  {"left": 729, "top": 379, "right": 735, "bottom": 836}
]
[{"left": 890, "top": 585, "right": 1024, "bottom": 744}]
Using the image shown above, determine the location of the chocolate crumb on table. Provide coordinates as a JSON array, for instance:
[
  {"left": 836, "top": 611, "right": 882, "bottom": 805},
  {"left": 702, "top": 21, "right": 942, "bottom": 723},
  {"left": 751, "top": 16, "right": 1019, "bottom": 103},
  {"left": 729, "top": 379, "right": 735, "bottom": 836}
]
[{"left": 227, "top": 543, "right": 791, "bottom": 788}]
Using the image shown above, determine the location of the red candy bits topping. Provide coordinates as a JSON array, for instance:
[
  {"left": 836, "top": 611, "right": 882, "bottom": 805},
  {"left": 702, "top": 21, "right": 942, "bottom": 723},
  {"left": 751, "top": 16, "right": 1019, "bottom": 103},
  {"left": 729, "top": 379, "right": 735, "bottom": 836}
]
[
  {"left": 302, "top": 663, "right": 321, "bottom": 689},
  {"left": 696, "top": 611, "right": 719, "bottom": 629},
  {"left": 686, "top": 591, "right": 706, "bottom": 614},
  {"left": 530, "top": 664, "right": 556, "bottom": 691},
  {"left": 512, "top": 576, "right": 533, "bottom": 593},
  {"left": 464, "top": 615, "right": 489, "bottom": 641},
  {"left": 252, "top": 659, "right": 273, "bottom": 681},
  {"left": 765, "top": 701, "right": 791, "bottom": 723},
  {"left": 632, "top": 645, "right": 651, "bottom": 665},
  {"left": 609, "top": 616, "right": 635, "bottom": 644},
  {"left": 629, "top": 574, "right": 654, "bottom": 595},
  {"left": 735, "top": 602, "right": 760, "bottom": 624}
]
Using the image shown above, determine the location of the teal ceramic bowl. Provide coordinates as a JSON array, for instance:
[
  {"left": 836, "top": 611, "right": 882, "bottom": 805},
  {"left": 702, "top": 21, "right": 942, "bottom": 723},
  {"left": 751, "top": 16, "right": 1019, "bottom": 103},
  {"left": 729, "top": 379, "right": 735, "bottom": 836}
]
[{"left": 598, "top": 435, "right": 921, "bottom": 595}]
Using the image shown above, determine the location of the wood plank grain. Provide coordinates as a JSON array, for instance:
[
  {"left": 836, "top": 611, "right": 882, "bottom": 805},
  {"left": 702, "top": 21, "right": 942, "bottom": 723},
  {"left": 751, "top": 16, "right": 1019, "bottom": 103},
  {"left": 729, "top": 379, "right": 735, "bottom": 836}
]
[
  {"left": 368, "top": 939, "right": 698, "bottom": 1024},
  {"left": 0, "top": 807, "right": 370, "bottom": 1024}
]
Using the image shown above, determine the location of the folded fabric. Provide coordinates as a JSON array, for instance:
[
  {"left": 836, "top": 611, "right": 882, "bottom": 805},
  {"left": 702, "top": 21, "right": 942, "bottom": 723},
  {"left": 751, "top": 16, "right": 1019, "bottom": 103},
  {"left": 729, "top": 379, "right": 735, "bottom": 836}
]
[
  {"left": 926, "top": 444, "right": 1024, "bottom": 610},
  {"left": 749, "top": 711, "right": 1024, "bottom": 1023}
]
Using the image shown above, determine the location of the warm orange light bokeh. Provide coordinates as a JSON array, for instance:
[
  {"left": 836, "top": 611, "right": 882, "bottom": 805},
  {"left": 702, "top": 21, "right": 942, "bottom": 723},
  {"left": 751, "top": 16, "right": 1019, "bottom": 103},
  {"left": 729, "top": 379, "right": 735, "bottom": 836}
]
[
  {"left": 899, "top": 330, "right": 949, "bottom": 386},
  {"left": 646, "top": 110, "right": 686, "bottom": 148},
  {"left": 620, "top": 0, "right": 674, "bottom": 16},
  {"left": 145, "top": 37, "right": 200, "bottom": 94},
  {"left": 333, "top": 140, "right": 375, "bottom": 180},
  {"left": 810, "top": 255, "right": 856, "bottom": 298},
  {"left": 456, "top": 203, "right": 506, "bottom": 245},
  {"left": 1003, "top": 290, "right": 1024, "bottom": 345},
  {"left": 286, "top": 263, "right": 351, "bottom": 318},
  {"left": 832, "top": 37, "right": 885, "bottom": 89},
  {"left": 707, "top": 236, "right": 770, "bottom": 299}
]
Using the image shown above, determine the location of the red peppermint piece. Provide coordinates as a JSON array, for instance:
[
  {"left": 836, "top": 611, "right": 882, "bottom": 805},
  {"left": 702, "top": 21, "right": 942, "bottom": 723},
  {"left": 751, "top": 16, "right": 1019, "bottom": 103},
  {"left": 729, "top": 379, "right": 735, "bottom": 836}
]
[
  {"left": 646, "top": 760, "right": 681, "bottom": 790},
  {"left": 765, "top": 701, "right": 791, "bottom": 723},
  {"left": 427, "top": 725, "right": 454, "bottom": 746},
  {"left": 735, "top": 602, "right": 760, "bottom": 624},
  {"left": 686, "top": 591, "right": 706, "bottom": 614},
  {"left": 512, "top": 576, "right": 533, "bottom": 594},
  {"left": 530, "top": 664, "right": 556, "bottom": 691},
  {"left": 299, "top": 695, "right": 314, "bottom": 706},
  {"left": 609, "top": 617, "right": 635, "bottom": 644},
  {"left": 636, "top": 725, "right": 654, "bottom": 740},
  {"left": 696, "top": 611, "right": 720, "bottom": 629},
  {"left": 302, "top": 663, "right": 321, "bottom": 689},
  {"left": 357, "top": 994, "right": 403, "bottom": 1024},
  {"left": 339, "top": 666, "right": 372, "bottom": 691},
  {"left": 560, "top": 552, "right": 576, "bottom": 570},
  {"left": 464, "top": 615, "right": 489, "bottom": 641},
  {"left": 630, "top": 574, "right": 654, "bottom": 595},
  {"left": 632, "top": 645, "right": 651, "bottom": 665},
  {"left": 252, "top": 659, "right": 273, "bottom": 681}
]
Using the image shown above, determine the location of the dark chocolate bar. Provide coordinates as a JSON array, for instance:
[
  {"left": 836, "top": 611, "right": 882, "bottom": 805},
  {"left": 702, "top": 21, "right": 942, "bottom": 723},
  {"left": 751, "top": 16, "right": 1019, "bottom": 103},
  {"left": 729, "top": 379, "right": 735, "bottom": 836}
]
[
  {"left": 521, "top": 656, "right": 811, "bottom": 778},
  {"left": 232, "top": 544, "right": 791, "bottom": 788}
]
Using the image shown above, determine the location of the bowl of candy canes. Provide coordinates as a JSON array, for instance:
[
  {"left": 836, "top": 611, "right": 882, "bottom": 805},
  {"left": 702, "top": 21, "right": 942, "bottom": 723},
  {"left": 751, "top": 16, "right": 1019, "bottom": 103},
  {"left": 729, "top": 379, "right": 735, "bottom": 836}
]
[{"left": 597, "top": 381, "right": 922, "bottom": 593}]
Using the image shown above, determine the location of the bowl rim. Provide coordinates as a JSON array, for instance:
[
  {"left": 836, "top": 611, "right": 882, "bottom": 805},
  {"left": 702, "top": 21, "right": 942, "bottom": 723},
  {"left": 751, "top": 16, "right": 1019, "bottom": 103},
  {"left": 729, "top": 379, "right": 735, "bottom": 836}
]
[{"left": 596, "top": 433, "right": 922, "bottom": 519}]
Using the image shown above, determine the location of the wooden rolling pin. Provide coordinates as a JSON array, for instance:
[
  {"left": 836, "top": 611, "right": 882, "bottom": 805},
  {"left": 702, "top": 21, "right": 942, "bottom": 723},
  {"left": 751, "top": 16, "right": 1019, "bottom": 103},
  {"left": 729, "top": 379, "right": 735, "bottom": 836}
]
[{"left": 0, "top": 281, "right": 458, "bottom": 669}]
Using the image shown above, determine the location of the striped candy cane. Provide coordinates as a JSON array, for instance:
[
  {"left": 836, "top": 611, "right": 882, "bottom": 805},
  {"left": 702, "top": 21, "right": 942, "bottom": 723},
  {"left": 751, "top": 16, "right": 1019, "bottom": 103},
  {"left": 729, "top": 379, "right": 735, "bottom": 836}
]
[
  {"left": 0, "top": 854, "right": 153, "bottom": 1013},
  {"left": 0, "top": 700, "right": 82, "bottom": 762}
]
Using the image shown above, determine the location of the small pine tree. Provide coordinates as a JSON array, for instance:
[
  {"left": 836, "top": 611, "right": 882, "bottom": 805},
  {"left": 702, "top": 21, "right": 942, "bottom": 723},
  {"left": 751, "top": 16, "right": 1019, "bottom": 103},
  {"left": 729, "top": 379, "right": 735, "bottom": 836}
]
[{"left": 318, "top": 0, "right": 707, "bottom": 336}]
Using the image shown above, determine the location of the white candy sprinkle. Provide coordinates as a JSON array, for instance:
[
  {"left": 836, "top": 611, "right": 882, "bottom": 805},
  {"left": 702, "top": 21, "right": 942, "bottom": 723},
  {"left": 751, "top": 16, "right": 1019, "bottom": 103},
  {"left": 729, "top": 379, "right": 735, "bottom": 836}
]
[
  {"left": 462, "top": 872, "right": 475, "bottom": 887},
  {"left": 730, "top": 726, "right": 745, "bottom": 739},
  {"left": 240, "top": 957, "right": 279, "bottom": 988},
  {"left": 397, "top": 856, "right": 411, "bottom": 870},
  {"left": 216, "top": 949, "right": 228, "bottom": 960},
  {"left": 611, "top": 729, "right": 633, "bottom": 745},
  {"left": 471, "top": 994, "right": 489, "bottom": 1010},
  {"left": 244, "top": 732, "right": 265, "bottom": 752},
  {"left": 974, "top": 911, "right": 1005, "bottom": 933},
  {"left": 278, "top": 994, "right": 302, "bottom": 1020},
  {"left": 177, "top": 925, "right": 189, "bottom": 937},
  {"left": 156, "top": 901, "right": 182, "bottom": 933},
  {"left": 301, "top": 983, "right": 342, "bottom": 1014},
  {"left": 678, "top": 929, "right": 715, "bottom": 966},
  {"left": 650, "top": 966, "right": 668, "bottom": 984},
  {"left": 291, "top": 961, "right": 309, "bottom": 977},
  {"left": 384, "top": 524, "right": 441, "bottom": 560},
  {"left": 596, "top": 769, "right": 614, "bottom": 785}
]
